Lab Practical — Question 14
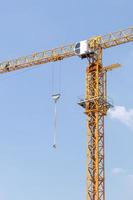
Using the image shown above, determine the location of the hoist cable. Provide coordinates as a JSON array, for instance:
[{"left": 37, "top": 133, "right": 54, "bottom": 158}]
[
  {"left": 51, "top": 65, "right": 55, "bottom": 95},
  {"left": 51, "top": 62, "right": 62, "bottom": 149},
  {"left": 58, "top": 62, "right": 62, "bottom": 94},
  {"left": 53, "top": 101, "right": 57, "bottom": 148}
]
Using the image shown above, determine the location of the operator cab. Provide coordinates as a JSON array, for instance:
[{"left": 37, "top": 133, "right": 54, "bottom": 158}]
[{"left": 74, "top": 40, "right": 94, "bottom": 59}]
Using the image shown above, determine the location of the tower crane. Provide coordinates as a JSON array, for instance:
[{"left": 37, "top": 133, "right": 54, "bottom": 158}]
[{"left": 0, "top": 27, "right": 133, "bottom": 200}]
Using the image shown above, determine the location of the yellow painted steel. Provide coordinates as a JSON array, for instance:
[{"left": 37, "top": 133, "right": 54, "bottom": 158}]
[
  {"left": 0, "top": 26, "right": 132, "bottom": 200},
  {"left": 85, "top": 48, "right": 107, "bottom": 200},
  {"left": 0, "top": 27, "right": 132, "bottom": 74},
  {"left": 103, "top": 63, "right": 121, "bottom": 72},
  {"left": 85, "top": 62, "right": 120, "bottom": 200},
  {"left": 89, "top": 36, "right": 102, "bottom": 48}
]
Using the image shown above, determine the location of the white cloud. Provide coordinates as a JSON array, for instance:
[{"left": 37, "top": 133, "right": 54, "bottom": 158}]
[
  {"left": 109, "top": 106, "right": 133, "bottom": 128},
  {"left": 112, "top": 168, "right": 133, "bottom": 182},
  {"left": 112, "top": 167, "right": 126, "bottom": 175}
]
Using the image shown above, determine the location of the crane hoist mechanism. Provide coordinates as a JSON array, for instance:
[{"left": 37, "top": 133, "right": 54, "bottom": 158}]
[{"left": 0, "top": 27, "right": 133, "bottom": 200}]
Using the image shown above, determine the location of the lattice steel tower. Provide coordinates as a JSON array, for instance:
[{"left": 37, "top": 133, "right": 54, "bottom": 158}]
[
  {"left": 79, "top": 46, "right": 112, "bottom": 200},
  {"left": 85, "top": 48, "right": 109, "bottom": 200}
]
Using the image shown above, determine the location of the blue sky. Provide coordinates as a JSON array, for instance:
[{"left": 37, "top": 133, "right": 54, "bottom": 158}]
[{"left": 0, "top": 0, "right": 132, "bottom": 199}]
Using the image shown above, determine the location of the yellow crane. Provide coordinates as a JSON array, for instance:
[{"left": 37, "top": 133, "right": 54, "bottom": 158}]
[{"left": 0, "top": 27, "right": 133, "bottom": 200}]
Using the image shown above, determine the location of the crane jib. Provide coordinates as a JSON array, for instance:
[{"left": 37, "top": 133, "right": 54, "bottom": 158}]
[{"left": 0, "top": 26, "right": 132, "bottom": 74}]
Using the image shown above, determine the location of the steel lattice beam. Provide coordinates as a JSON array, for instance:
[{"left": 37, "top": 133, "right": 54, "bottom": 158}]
[
  {"left": 85, "top": 49, "right": 110, "bottom": 200},
  {"left": 0, "top": 27, "right": 132, "bottom": 74}
]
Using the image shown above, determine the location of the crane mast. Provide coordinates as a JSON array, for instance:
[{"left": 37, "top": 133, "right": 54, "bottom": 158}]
[
  {"left": 85, "top": 48, "right": 109, "bottom": 200},
  {"left": 0, "top": 27, "right": 133, "bottom": 200}
]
